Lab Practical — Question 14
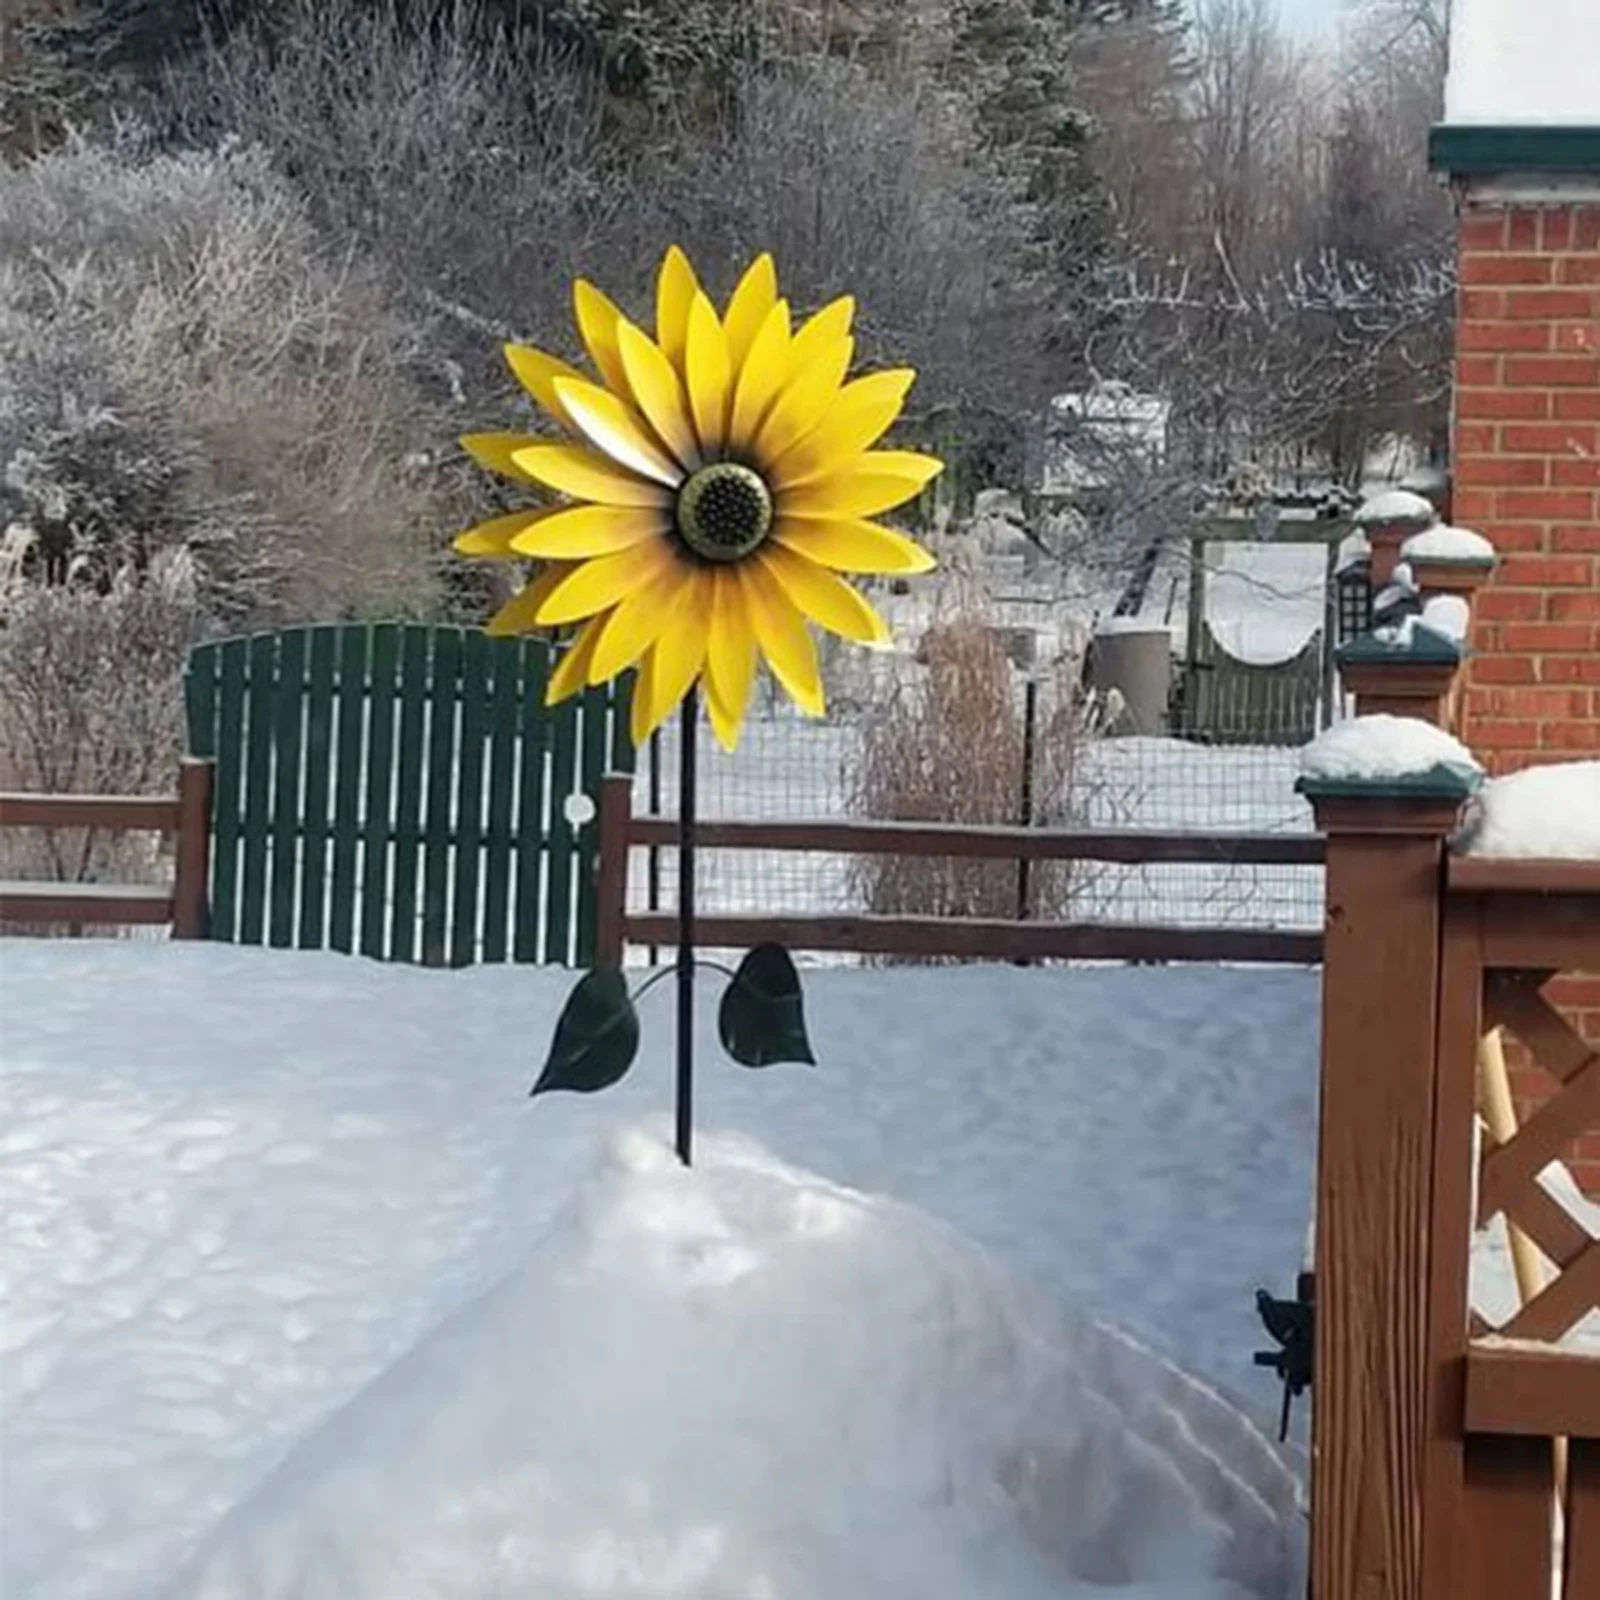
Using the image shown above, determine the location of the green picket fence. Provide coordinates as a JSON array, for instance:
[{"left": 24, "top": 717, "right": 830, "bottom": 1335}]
[{"left": 183, "top": 624, "right": 633, "bottom": 967}]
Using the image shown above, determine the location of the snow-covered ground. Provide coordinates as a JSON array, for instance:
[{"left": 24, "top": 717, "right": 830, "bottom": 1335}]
[
  {"left": 3, "top": 941, "right": 1320, "bottom": 1600},
  {"left": 4, "top": 937, "right": 1591, "bottom": 1597}
]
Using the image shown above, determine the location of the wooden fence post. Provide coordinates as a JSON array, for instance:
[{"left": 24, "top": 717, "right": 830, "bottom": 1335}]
[
  {"left": 1300, "top": 770, "right": 1478, "bottom": 1600},
  {"left": 594, "top": 774, "right": 632, "bottom": 969},
  {"left": 172, "top": 757, "right": 214, "bottom": 940},
  {"left": 1337, "top": 634, "right": 1463, "bottom": 726},
  {"left": 1299, "top": 519, "right": 1500, "bottom": 1599}
]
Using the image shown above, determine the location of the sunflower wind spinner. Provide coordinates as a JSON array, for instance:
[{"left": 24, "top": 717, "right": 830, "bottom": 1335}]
[{"left": 456, "top": 247, "right": 942, "bottom": 1163}]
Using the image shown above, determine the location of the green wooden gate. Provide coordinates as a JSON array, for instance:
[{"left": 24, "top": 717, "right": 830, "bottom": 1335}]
[
  {"left": 1174, "top": 619, "right": 1325, "bottom": 746},
  {"left": 183, "top": 624, "right": 633, "bottom": 967}
]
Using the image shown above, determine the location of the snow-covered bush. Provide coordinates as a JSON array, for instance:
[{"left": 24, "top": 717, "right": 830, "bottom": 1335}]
[
  {"left": 0, "top": 131, "right": 471, "bottom": 875},
  {"left": 0, "top": 132, "right": 451, "bottom": 623},
  {"left": 0, "top": 549, "right": 206, "bottom": 905}
]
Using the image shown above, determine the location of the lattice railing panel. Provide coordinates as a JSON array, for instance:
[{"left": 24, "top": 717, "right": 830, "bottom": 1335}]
[{"left": 1478, "top": 972, "right": 1600, "bottom": 1345}]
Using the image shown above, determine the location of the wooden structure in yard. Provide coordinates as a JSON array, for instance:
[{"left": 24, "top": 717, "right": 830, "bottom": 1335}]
[
  {"left": 0, "top": 761, "right": 212, "bottom": 936},
  {"left": 1175, "top": 505, "right": 1354, "bottom": 745},
  {"left": 591, "top": 777, "right": 1325, "bottom": 968},
  {"left": 1174, "top": 618, "right": 1325, "bottom": 747},
  {"left": 183, "top": 624, "right": 631, "bottom": 967},
  {"left": 1300, "top": 541, "right": 1600, "bottom": 1598}
]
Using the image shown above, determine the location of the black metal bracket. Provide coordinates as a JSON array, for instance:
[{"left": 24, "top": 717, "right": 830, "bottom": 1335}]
[{"left": 1253, "top": 1270, "right": 1315, "bottom": 1442}]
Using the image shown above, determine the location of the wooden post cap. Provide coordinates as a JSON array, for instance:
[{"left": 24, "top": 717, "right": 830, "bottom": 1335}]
[
  {"left": 1355, "top": 490, "right": 1439, "bottom": 587},
  {"left": 1297, "top": 769, "right": 1480, "bottom": 836},
  {"left": 1335, "top": 628, "right": 1466, "bottom": 727},
  {"left": 1297, "top": 713, "right": 1482, "bottom": 833},
  {"left": 1398, "top": 524, "right": 1497, "bottom": 603}
]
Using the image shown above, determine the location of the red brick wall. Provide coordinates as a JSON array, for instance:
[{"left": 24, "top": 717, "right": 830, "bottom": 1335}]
[
  {"left": 1450, "top": 197, "right": 1600, "bottom": 1192},
  {"left": 1453, "top": 200, "right": 1600, "bottom": 772}
]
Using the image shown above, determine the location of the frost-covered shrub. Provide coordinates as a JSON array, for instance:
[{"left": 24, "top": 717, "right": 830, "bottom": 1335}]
[
  {"left": 0, "top": 133, "right": 453, "bottom": 624},
  {"left": 0, "top": 343, "right": 199, "bottom": 588},
  {"left": 0, "top": 547, "right": 206, "bottom": 895},
  {"left": 847, "top": 601, "right": 1104, "bottom": 955}
]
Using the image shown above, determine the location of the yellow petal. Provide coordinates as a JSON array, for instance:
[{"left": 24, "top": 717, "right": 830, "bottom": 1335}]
[
  {"left": 551, "top": 375, "right": 683, "bottom": 487},
  {"left": 454, "top": 509, "right": 554, "bottom": 559},
  {"left": 587, "top": 560, "right": 695, "bottom": 683},
  {"left": 771, "top": 369, "right": 917, "bottom": 485},
  {"left": 635, "top": 579, "right": 712, "bottom": 743},
  {"left": 792, "top": 295, "right": 855, "bottom": 357},
  {"left": 547, "top": 618, "right": 606, "bottom": 703},
  {"left": 485, "top": 563, "right": 573, "bottom": 636},
  {"left": 704, "top": 568, "right": 757, "bottom": 749},
  {"left": 510, "top": 443, "right": 673, "bottom": 508},
  {"left": 461, "top": 431, "right": 541, "bottom": 483},
  {"left": 685, "top": 291, "right": 732, "bottom": 456},
  {"left": 728, "top": 298, "right": 791, "bottom": 452},
  {"left": 740, "top": 561, "right": 825, "bottom": 718},
  {"left": 535, "top": 540, "right": 677, "bottom": 626},
  {"left": 655, "top": 246, "right": 701, "bottom": 374},
  {"left": 754, "top": 333, "right": 853, "bottom": 463},
  {"left": 572, "top": 279, "right": 632, "bottom": 397},
  {"left": 722, "top": 252, "right": 778, "bottom": 371},
  {"left": 705, "top": 673, "right": 741, "bottom": 753},
  {"left": 778, "top": 450, "right": 943, "bottom": 520},
  {"left": 504, "top": 344, "right": 583, "bottom": 431},
  {"left": 771, "top": 517, "right": 935, "bottom": 575},
  {"left": 759, "top": 544, "right": 890, "bottom": 645},
  {"left": 616, "top": 319, "right": 701, "bottom": 470},
  {"left": 508, "top": 503, "right": 668, "bottom": 559},
  {"left": 629, "top": 649, "right": 660, "bottom": 746}
]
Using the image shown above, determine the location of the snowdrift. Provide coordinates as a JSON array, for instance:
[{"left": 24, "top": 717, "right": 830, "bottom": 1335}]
[{"left": 167, "top": 1127, "right": 1304, "bottom": 1600}]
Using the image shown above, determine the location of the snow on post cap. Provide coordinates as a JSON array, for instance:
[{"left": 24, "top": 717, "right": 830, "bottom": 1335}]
[
  {"left": 1354, "top": 489, "right": 1437, "bottom": 528},
  {"left": 1418, "top": 595, "right": 1471, "bottom": 644},
  {"left": 1457, "top": 761, "right": 1600, "bottom": 860},
  {"left": 1400, "top": 524, "right": 1496, "bottom": 566},
  {"left": 1334, "top": 531, "right": 1370, "bottom": 573},
  {"left": 1299, "top": 714, "right": 1483, "bottom": 796}
]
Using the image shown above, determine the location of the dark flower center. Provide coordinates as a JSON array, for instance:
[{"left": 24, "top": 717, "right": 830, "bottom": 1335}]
[{"left": 674, "top": 462, "right": 773, "bottom": 563}]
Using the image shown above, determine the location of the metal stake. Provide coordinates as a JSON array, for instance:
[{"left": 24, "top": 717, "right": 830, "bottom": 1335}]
[{"left": 674, "top": 688, "right": 698, "bottom": 1166}]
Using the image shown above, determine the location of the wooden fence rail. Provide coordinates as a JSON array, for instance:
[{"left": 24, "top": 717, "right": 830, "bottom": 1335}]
[
  {"left": 594, "top": 773, "right": 1325, "bottom": 967},
  {"left": 0, "top": 759, "right": 213, "bottom": 936}
]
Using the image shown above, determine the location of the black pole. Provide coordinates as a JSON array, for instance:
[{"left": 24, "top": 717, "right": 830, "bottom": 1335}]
[
  {"left": 675, "top": 688, "right": 698, "bottom": 1167},
  {"left": 647, "top": 726, "right": 662, "bottom": 965},
  {"left": 1016, "top": 675, "right": 1037, "bottom": 926}
]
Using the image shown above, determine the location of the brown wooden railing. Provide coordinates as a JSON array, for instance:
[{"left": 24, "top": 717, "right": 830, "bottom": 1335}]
[
  {"left": 0, "top": 759, "right": 213, "bottom": 936},
  {"left": 1310, "top": 797, "right": 1600, "bottom": 1600},
  {"left": 593, "top": 773, "right": 1325, "bottom": 968},
  {"left": 1433, "top": 857, "right": 1600, "bottom": 1600}
]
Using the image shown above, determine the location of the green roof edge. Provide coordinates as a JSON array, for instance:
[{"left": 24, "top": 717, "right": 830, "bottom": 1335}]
[
  {"left": 1429, "top": 124, "right": 1600, "bottom": 175},
  {"left": 1297, "top": 762, "right": 1484, "bottom": 803},
  {"left": 1337, "top": 631, "right": 1464, "bottom": 667}
]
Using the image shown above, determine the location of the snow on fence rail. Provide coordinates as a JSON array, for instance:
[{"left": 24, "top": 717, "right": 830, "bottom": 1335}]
[{"left": 595, "top": 775, "right": 1325, "bottom": 969}]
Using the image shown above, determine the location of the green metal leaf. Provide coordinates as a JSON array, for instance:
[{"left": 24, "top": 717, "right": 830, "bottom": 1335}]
[
  {"left": 531, "top": 966, "right": 639, "bottom": 1096},
  {"left": 719, "top": 943, "right": 815, "bottom": 1068}
]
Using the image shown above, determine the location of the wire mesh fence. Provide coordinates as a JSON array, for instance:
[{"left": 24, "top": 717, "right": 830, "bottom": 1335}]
[{"left": 626, "top": 693, "right": 1325, "bottom": 967}]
